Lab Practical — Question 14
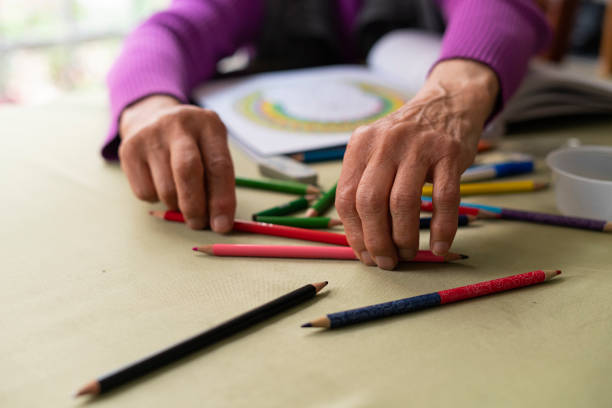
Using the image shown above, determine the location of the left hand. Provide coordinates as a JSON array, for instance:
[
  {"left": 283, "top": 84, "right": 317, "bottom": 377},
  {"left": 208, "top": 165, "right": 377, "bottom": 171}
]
[{"left": 336, "top": 59, "right": 499, "bottom": 270}]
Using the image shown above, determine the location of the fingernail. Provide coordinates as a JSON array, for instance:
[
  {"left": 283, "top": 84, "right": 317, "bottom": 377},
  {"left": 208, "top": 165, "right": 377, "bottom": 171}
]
[
  {"left": 360, "top": 251, "right": 375, "bottom": 266},
  {"left": 375, "top": 256, "right": 396, "bottom": 271},
  {"left": 398, "top": 248, "right": 417, "bottom": 260},
  {"left": 432, "top": 241, "right": 450, "bottom": 256},
  {"left": 187, "top": 218, "right": 206, "bottom": 230},
  {"left": 212, "top": 215, "right": 231, "bottom": 232}
]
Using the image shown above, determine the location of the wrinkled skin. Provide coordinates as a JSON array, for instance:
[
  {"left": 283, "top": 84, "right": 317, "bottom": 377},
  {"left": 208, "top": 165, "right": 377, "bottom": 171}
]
[
  {"left": 336, "top": 59, "right": 499, "bottom": 269},
  {"left": 118, "top": 60, "right": 499, "bottom": 269}
]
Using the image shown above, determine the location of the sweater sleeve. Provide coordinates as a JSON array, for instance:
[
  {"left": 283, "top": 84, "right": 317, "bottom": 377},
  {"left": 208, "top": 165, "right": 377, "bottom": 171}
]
[
  {"left": 434, "top": 0, "right": 552, "bottom": 105},
  {"left": 102, "top": 0, "right": 264, "bottom": 160}
]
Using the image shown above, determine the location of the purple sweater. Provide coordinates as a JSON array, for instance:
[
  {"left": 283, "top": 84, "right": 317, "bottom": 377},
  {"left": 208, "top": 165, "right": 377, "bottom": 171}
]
[{"left": 103, "top": 0, "right": 551, "bottom": 160}]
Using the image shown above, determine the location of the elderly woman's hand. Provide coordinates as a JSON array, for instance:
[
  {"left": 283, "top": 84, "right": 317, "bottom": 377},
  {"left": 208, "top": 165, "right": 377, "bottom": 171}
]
[
  {"left": 118, "top": 95, "right": 236, "bottom": 232},
  {"left": 336, "top": 59, "right": 499, "bottom": 270}
]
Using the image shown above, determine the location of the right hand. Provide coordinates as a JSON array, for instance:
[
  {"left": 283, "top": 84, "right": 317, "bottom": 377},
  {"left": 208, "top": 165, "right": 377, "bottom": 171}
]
[{"left": 118, "top": 94, "right": 236, "bottom": 232}]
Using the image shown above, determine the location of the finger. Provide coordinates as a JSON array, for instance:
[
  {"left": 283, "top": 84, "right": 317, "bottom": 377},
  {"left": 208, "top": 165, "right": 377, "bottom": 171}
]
[
  {"left": 335, "top": 131, "right": 371, "bottom": 265},
  {"left": 170, "top": 136, "right": 207, "bottom": 230},
  {"left": 429, "top": 157, "right": 461, "bottom": 256},
  {"left": 119, "top": 140, "right": 157, "bottom": 202},
  {"left": 355, "top": 159, "right": 398, "bottom": 270},
  {"left": 389, "top": 160, "right": 428, "bottom": 260},
  {"left": 148, "top": 146, "right": 179, "bottom": 211},
  {"left": 198, "top": 111, "right": 236, "bottom": 233}
]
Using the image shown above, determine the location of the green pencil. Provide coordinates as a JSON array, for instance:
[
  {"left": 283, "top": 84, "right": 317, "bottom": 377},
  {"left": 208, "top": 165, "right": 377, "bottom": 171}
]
[
  {"left": 253, "top": 216, "right": 342, "bottom": 229},
  {"left": 252, "top": 196, "right": 315, "bottom": 220},
  {"left": 235, "top": 176, "right": 320, "bottom": 195},
  {"left": 306, "top": 182, "right": 337, "bottom": 217}
]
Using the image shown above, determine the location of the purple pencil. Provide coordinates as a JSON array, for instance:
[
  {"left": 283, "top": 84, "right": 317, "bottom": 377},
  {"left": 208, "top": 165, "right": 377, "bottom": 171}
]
[{"left": 471, "top": 205, "right": 612, "bottom": 232}]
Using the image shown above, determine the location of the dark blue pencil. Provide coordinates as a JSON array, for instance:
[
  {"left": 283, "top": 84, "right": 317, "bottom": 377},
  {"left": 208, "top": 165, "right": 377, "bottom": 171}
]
[{"left": 291, "top": 146, "right": 346, "bottom": 163}]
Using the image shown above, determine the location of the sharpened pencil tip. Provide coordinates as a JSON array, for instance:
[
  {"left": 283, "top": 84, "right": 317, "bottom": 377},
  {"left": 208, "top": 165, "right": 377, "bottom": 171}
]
[
  {"left": 301, "top": 323, "right": 312, "bottom": 328},
  {"left": 312, "top": 281, "right": 328, "bottom": 293},
  {"left": 74, "top": 381, "right": 100, "bottom": 397},
  {"left": 460, "top": 254, "right": 469, "bottom": 259}
]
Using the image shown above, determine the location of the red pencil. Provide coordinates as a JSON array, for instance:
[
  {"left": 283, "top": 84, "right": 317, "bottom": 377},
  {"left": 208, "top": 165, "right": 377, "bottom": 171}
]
[
  {"left": 149, "top": 210, "right": 349, "bottom": 246},
  {"left": 193, "top": 244, "right": 467, "bottom": 262}
]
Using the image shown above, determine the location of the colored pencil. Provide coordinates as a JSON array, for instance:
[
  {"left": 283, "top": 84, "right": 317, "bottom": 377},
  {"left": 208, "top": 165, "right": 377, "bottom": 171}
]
[
  {"left": 75, "top": 281, "right": 328, "bottom": 397},
  {"left": 235, "top": 176, "right": 320, "bottom": 195},
  {"left": 420, "top": 201, "right": 483, "bottom": 217},
  {"left": 438, "top": 202, "right": 612, "bottom": 232},
  {"left": 193, "top": 244, "right": 467, "bottom": 262},
  {"left": 419, "top": 215, "right": 475, "bottom": 229},
  {"left": 292, "top": 146, "right": 346, "bottom": 163},
  {"left": 302, "top": 270, "right": 561, "bottom": 329},
  {"left": 460, "top": 160, "right": 534, "bottom": 182},
  {"left": 306, "top": 182, "right": 337, "bottom": 217},
  {"left": 252, "top": 216, "right": 342, "bottom": 229},
  {"left": 291, "top": 140, "right": 493, "bottom": 163},
  {"left": 476, "top": 139, "right": 495, "bottom": 153},
  {"left": 252, "top": 195, "right": 315, "bottom": 219},
  {"left": 422, "top": 180, "right": 548, "bottom": 196},
  {"left": 149, "top": 211, "right": 350, "bottom": 245}
]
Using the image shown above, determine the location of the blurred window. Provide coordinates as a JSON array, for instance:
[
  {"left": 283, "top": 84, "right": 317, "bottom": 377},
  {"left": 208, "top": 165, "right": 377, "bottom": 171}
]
[{"left": 0, "top": 0, "right": 170, "bottom": 104}]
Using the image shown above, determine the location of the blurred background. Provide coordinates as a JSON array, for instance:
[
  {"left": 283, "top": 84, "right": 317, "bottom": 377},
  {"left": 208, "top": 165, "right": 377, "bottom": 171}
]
[
  {"left": 0, "top": 0, "right": 169, "bottom": 105},
  {"left": 0, "top": 0, "right": 609, "bottom": 106}
]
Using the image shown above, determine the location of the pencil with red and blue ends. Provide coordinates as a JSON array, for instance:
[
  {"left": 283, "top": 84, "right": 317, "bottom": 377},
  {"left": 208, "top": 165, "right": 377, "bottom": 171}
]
[{"left": 302, "top": 270, "right": 561, "bottom": 329}]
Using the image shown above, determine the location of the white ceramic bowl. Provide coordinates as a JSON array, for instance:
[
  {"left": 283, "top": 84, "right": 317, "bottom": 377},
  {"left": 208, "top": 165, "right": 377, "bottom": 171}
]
[{"left": 546, "top": 145, "right": 612, "bottom": 220}]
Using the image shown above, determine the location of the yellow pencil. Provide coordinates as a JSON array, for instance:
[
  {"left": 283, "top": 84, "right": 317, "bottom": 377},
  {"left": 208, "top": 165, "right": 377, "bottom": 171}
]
[{"left": 422, "top": 180, "right": 548, "bottom": 196}]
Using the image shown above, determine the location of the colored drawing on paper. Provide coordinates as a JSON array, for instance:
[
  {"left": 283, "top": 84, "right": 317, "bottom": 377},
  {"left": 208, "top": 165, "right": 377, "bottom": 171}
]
[{"left": 235, "top": 81, "right": 406, "bottom": 133}]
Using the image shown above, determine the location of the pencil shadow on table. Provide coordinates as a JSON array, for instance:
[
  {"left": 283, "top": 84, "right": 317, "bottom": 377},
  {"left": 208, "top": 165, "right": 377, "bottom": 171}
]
[
  {"left": 77, "top": 292, "right": 330, "bottom": 406},
  {"left": 304, "top": 277, "right": 566, "bottom": 337}
]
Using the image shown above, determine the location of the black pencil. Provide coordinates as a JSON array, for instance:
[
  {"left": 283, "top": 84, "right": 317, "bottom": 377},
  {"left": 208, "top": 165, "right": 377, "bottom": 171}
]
[{"left": 75, "top": 281, "right": 328, "bottom": 397}]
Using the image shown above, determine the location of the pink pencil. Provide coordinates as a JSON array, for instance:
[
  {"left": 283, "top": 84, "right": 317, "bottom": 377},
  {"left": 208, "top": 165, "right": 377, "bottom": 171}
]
[{"left": 193, "top": 244, "right": 467, "bottom": 262}]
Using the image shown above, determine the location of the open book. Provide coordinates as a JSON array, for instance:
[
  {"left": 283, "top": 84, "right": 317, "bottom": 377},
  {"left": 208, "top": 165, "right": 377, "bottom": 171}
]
[{"left": 195, "top": 30, "right": 612, "bottom": 158}]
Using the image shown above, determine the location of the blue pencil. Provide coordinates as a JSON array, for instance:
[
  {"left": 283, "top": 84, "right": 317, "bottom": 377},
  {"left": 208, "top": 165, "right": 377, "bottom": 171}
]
[
  {"left": 291, "top": 146, "right": 346, "bottom": 163},
  {"left": 461, "top": 160, "right": 534, "bottom": 182}
]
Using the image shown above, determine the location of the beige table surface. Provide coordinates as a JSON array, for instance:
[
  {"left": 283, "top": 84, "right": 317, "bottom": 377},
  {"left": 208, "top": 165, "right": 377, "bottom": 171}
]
[{"left": 1, "top": 92, "right": 612, "bottom": 408}]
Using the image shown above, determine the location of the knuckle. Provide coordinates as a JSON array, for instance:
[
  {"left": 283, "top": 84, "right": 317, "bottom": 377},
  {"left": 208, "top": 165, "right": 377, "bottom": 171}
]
[
  {"left": 200, "top": 109, "right": 227, "bottom": 133},
  {"left": 201, "top": 108, "right": 221, "bottom": 122},
  {"left": 389, "top": 189, "right": 420, "bottom": 216},
  {"left": 350, "top": 125, "right": 373, "bottom": 142},
  {"left": 440, "top": 138, "right": 462, "bottom": 157},
  {"left": 118, "top": 136, "right": 141, "bottom": 161},
  {"left": 175, "top": 151, "right": 203, "bottom": 180},
  {"left": 355, "top": 188, "right": 384, "bottom": 216},
  {"left": 435, "top": 182, "right": 459, "bottom": 202},
  {"left": 206, "top": 154, "right": 232, "bottom": 175},
  {"left": 335, "top": 188, "right": 357, "bottom": 216},
  {"left": 157, "top": 183, "right": 177, "bottom": 203}
]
